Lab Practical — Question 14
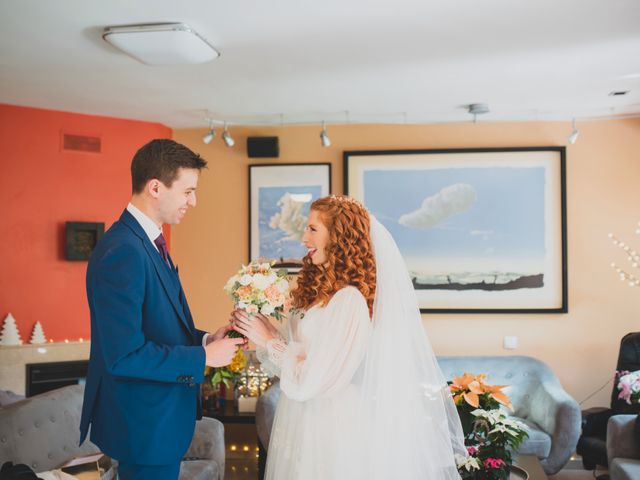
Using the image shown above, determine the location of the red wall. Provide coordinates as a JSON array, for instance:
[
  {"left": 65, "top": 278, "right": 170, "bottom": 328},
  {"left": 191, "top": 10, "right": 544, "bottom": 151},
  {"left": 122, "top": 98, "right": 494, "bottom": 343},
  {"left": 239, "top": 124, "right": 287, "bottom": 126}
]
[{"left": 0, "top": 104, "right": 172, "bottom": 342}]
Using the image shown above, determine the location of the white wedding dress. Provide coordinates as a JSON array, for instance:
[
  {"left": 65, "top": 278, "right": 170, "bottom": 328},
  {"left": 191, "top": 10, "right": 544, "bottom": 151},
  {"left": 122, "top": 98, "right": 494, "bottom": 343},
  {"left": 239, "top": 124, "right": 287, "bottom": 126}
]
[
  {"left": 258, "top": 286, "right": 372, "bottom": 479},
  {"left": 257, "top": 217, "right": 465, "bottom": 480}
]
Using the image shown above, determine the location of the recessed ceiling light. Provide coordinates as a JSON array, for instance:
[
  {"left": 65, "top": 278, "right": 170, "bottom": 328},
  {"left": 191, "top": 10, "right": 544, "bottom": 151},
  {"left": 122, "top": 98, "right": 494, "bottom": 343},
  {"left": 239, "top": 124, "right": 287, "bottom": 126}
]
[
  {"left": 608, "top": 91, "right": 630, "bottom": 96},
  {"left": 103, "top": 23, "right": 219, "bottom": 65}
]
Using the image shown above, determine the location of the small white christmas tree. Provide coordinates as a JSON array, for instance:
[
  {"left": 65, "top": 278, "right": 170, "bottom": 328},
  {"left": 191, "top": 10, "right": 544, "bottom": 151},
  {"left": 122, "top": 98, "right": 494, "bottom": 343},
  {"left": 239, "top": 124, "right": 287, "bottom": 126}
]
[
  {"left": 30, "top": 321, "right": 47, "bottom": 344},
  {"left": 0, "top": 313, "right": 23, "bottom": 345}
]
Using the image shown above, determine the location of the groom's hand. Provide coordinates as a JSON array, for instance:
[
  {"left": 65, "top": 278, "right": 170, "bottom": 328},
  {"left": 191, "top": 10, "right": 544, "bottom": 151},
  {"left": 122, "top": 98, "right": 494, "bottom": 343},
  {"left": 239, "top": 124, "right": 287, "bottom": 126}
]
[
  {"left": 210, "top": 324, "right": 234, "bottom": 342},
  {"left": 204, "top": 337, "right": 245, "bottom": 367}
]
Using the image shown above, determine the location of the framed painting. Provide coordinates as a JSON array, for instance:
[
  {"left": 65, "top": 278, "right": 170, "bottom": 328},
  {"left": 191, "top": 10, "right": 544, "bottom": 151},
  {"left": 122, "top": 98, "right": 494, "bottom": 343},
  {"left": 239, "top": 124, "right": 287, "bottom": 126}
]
[
  {"left": 344, "top": 147, "right": 567, "bottom": 313},
  {"left": 249, "top": 163, "right": 332, "bottom": 269}
]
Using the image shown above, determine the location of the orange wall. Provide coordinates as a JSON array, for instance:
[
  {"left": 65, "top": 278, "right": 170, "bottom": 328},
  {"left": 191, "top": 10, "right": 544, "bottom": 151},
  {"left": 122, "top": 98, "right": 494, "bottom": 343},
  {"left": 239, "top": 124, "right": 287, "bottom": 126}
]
[
  {"left": 173, "top": 119, "right": 640, "bottom": 408},
  {"left": 0, "top": 104, "right": 171, "bottom": 342}
]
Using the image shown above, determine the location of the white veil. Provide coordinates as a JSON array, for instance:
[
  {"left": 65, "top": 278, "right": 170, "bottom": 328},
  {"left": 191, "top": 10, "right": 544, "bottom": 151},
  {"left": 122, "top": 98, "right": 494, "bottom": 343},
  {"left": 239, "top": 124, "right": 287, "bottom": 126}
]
[{"left": 347, "top": 215, "right": 466, "bottom": 479}]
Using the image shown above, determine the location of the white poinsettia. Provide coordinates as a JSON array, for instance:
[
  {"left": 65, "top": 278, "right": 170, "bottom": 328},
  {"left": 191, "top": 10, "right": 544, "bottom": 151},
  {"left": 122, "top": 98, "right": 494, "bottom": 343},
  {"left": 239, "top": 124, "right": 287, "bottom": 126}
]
[{"left": 455, "top": 454, "right": 481, "bottom": 472}]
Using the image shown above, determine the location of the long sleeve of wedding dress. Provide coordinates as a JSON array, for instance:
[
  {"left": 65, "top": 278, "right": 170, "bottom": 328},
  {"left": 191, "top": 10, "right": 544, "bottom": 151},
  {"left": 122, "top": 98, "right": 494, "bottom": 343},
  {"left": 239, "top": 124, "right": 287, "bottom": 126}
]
[{"left": 258, "top": 286, "right": 371, "bottom": 402}]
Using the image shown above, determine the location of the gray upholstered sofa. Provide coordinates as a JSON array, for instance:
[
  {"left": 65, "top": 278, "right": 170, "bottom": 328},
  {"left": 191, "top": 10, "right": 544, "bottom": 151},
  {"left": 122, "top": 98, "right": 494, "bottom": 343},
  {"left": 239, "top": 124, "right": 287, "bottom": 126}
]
[
  {"left": 0, "top": 384, "right": 225, "bottom": 479},
  {"left": 607, "top": 414, "right": 640, "bottom": 480},
  {"left": 256, "top": 355, "right": 581, "bottom": 476}
]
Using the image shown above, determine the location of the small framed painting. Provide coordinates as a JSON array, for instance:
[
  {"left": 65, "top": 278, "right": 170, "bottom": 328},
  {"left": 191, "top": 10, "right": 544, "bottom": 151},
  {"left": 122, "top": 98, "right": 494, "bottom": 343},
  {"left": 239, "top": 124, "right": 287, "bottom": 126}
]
[
  {"left": 249, "top": 163, "right": 332, "bottom": 269},
  {"left": 344, "top": 147, "right": 567, "bottom": 313}
]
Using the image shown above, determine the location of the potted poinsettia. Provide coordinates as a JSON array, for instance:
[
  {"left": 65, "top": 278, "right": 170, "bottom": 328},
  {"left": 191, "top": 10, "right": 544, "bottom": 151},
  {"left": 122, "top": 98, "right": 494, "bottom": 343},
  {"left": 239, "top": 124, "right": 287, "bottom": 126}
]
[{"left": 449, "top": 373, "right": 528, "bottom": 480}]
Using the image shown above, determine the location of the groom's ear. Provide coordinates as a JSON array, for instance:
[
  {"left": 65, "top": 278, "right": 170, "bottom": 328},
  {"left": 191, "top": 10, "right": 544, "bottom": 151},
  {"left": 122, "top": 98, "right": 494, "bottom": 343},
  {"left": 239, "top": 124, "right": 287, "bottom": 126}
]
[{"left": 147, "top": 179, "right": 161, "bottom": 198}]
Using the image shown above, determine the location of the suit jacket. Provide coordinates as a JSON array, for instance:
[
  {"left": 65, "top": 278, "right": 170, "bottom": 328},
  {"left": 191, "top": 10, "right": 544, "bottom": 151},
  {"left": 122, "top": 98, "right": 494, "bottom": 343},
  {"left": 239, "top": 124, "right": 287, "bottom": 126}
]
[{"left": 79, "top": 209, "right": 207, "bottom": 465}]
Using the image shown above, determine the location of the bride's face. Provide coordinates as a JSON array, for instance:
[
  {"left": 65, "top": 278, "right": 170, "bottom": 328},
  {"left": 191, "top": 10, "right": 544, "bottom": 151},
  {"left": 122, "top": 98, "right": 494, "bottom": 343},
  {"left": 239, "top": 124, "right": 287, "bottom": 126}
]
[{"left": 302, "top": 209, "right": 330, "bottom": 265}]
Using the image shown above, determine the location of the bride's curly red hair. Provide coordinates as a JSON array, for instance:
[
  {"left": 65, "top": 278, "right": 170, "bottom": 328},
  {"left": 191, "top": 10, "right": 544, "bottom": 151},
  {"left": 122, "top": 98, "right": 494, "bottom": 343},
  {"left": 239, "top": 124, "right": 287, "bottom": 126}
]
[{"left": 291, "top": 195, "right": 376, "bottom": 317}]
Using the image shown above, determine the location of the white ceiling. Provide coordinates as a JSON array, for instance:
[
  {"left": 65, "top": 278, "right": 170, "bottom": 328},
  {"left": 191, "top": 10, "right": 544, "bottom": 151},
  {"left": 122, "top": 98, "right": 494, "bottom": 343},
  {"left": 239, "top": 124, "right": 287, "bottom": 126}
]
[{"left": 1, "top": 0, "right": 639, "bottom": 128}]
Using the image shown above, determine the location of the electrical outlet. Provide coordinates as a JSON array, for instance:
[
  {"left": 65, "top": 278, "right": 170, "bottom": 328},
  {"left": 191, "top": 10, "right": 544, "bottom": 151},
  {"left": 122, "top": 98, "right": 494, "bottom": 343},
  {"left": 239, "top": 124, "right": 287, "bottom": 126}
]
[{"left": 503, "top": 336, "right": 518, "bottom": 350}]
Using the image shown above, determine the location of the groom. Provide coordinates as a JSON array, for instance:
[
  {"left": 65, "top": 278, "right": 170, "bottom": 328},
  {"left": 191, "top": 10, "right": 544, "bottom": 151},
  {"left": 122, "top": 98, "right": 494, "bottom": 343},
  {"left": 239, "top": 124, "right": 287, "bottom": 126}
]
[{"left": 80, "top": 139, "right": 244, "bottom": 480}]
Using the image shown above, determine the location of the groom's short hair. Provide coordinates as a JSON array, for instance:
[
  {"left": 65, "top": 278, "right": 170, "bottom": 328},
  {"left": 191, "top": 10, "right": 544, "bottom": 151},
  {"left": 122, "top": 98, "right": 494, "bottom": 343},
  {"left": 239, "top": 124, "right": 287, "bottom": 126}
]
[{"left": 131, "top": 139, "right": 208, "bottom": 194}]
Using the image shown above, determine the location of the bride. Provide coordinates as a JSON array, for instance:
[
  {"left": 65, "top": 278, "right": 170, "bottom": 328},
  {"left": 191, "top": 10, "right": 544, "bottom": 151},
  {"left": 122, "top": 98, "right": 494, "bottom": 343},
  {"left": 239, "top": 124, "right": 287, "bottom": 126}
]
[{"left": 232, "top": 195, "right": 466, "bottom": 479}]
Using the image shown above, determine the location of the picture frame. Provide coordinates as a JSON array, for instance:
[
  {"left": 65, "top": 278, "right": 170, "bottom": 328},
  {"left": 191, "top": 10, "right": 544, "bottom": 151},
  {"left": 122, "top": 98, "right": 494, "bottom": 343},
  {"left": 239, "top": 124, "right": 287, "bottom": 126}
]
[
  {"left": 249, "top": 163, "right": 332, "bottom": 269},
  {"left": 344, "top": 147, "right": 567, "bottom": 313},
  {"left": 65, "top": 221, "right": 104, "bottom": 261}
]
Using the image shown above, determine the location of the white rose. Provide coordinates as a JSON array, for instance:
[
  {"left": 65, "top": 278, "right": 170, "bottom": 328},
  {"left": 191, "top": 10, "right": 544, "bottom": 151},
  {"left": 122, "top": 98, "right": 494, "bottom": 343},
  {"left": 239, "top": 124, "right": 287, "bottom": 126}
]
[
  {"left": 237, "top": 301, "right": 248, "bottom": 309},
  {"left": 260, "top": 303, "right": 275, "bottom": 316},
  {"left": 276, "top": 279, "right": 289, "bottom": 293},
  {"left": 266, "top": 272, "right": 278, "bottom": 285},
  {"left": 252, "top": 273, "right": 270, "bottom": 290},
  {"left": 239, "top": 274, "right": 252, "bottom": 286},
  {"left": 260, "top": 262, "right": 271, "bottom": 270}
]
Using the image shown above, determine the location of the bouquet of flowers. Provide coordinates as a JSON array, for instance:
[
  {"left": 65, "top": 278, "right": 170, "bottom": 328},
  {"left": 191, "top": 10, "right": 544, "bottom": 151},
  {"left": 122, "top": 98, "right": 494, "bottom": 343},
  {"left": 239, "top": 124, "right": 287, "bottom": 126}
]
[
  {"left": 223, "top": 261, "right": 291, "bottom": 339},
  {"left": 617, "top": 370, "right": 640, "bottom": 405},
  {"left": 450, "top": 373, "right": 528, "bottom": 480}
]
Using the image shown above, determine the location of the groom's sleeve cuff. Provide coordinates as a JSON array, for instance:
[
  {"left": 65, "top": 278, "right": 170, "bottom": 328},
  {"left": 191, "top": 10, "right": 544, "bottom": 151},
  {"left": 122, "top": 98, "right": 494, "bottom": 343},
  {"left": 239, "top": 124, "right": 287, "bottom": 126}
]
[{"left": 201, "top": 333, "right": 210, "bottom": 346}]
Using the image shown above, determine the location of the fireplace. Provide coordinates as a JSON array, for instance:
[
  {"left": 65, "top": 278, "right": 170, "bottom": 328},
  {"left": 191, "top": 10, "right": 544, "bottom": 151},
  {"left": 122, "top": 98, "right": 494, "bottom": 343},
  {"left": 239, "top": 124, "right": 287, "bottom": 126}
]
[{"left": 26, "top": 360, "right": 89, "bottom": 397}]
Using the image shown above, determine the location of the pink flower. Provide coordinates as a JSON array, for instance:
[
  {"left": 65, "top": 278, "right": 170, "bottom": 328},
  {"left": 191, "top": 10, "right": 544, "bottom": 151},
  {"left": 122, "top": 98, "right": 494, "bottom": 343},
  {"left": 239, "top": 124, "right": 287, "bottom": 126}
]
[
  {"left": 618, "top": 382, "right": 632, "bottom": 404},
  {"left": 483, "top": 458, "right": 505, "bottom": 469},
  {"left": 466, "top": 446, "right": 478, "bottom": 456}
]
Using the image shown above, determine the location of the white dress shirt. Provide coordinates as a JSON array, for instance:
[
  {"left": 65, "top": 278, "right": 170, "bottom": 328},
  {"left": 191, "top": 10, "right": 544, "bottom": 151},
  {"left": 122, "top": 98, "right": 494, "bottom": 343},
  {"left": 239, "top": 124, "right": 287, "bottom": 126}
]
[{"left": 126, "top": 203, "right": 210, "bottom": 346}]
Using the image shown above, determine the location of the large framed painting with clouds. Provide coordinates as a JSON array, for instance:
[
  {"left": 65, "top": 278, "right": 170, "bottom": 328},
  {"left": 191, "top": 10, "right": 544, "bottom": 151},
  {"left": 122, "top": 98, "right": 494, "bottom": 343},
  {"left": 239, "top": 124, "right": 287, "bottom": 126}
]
[
  {"left": 345, "top": 148, "right": 567, "bottom": 313},
  {"left": 249, "top": 163, "right": 331, "bottom": 269}
]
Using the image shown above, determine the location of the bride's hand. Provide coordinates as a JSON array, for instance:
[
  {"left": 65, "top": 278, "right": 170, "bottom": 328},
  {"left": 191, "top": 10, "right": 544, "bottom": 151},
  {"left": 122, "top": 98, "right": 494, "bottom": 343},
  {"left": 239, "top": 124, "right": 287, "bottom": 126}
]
[{"left": 231, "top": 309, "right": 276, "bottom": 348}]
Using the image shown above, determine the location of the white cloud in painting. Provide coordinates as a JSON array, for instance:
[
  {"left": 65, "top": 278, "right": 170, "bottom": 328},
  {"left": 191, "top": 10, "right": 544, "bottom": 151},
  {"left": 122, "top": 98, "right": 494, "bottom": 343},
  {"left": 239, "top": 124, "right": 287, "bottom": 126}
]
[
  {"left": 470, "top": 229, "right": 494, "bottom": 241},
  {"left": 269, "top": 192, "right": 309, "bottom": 241},
  {"left": 399, "top": 183, "right": 477, "bottom": 229}
]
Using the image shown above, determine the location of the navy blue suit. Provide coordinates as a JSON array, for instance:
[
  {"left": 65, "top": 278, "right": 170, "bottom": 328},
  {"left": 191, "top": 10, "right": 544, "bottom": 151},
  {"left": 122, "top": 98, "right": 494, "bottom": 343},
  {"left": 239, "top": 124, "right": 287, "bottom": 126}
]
[{"left": 80, "top": 209, "right": 206, "bottom": 469}]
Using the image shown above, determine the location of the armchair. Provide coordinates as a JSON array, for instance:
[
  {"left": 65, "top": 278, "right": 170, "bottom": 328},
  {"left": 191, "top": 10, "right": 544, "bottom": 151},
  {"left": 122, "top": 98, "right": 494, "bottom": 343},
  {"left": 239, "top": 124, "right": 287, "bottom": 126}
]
[
  {"left": 0, "top": 384, "right": 225, "bottom": 480},
  {"left": 607, "top": 414, "right": 640, "bottom": 480},
  {"left": 577, "top": 332, "right": 640, "bottom": 471}
]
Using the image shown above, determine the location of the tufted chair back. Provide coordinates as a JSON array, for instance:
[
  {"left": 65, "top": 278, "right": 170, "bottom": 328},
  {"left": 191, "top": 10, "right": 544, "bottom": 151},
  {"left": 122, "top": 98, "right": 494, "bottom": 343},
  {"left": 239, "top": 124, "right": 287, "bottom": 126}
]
[{"left": 0, "top": 384, "right": 100, "bottom": 473}]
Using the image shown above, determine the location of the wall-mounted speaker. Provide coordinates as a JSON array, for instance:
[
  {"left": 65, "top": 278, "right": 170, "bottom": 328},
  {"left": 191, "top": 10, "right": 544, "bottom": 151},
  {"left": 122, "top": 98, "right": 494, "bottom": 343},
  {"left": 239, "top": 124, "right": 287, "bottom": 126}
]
[{"left": 247, "top": 136, "right": 279, "bottom": 158}]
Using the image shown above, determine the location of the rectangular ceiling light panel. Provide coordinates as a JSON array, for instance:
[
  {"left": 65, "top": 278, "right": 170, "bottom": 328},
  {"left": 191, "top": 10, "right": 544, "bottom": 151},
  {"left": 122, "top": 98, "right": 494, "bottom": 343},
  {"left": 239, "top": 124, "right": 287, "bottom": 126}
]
[{"left": 103, "top": 23, "right": 219, "bottom": 65}]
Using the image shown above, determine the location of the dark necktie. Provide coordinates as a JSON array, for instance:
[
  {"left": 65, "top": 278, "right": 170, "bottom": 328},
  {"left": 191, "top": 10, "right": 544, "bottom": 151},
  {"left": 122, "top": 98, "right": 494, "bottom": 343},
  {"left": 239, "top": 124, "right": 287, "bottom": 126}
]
[{"left": 154, "top": 233, "right": 170, "bottom": 266}]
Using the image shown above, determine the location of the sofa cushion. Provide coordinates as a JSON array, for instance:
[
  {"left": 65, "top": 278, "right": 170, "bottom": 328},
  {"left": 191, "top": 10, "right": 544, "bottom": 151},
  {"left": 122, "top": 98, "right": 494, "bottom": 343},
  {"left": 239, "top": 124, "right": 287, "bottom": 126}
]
[
  {"left": 610, "top": 458, "right": 640, "bottom": 480},
  {"left": 506, "top": 417, "right": 551, "bottom": 459},
  {"left": 179, "top": 460, "right": 219, "bottom": 480}
]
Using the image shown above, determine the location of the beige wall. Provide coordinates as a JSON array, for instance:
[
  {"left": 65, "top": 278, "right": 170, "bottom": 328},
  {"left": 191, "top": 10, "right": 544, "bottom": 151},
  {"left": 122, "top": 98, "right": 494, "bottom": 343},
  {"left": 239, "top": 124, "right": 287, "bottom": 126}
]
[{"left": 173, "top": 119, "right": 640, "bottom": 409}]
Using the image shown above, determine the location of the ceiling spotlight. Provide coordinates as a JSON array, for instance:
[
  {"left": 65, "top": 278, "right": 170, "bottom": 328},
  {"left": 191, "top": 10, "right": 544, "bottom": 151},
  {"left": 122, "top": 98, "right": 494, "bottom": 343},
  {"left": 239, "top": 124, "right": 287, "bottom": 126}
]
[
  {"left": 320, "top": 121, "right": 331, "bottom": 147},
  {"left": 467, "top": 103, "right": 490, "bottom": 123},
  {"left": 567, "top": 118, "right": 579, "bottom": 145},
  {"left": 222, "top": 123, "right": 235, "bottom": 147},
  {"left": 202, "top": 121, "right": 216, "bottom": 144}
]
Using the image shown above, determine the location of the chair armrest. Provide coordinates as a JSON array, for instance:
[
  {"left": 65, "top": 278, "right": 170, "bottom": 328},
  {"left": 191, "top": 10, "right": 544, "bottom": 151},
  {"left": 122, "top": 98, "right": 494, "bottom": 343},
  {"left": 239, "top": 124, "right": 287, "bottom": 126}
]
[
  {"left": 527, "top": 382, "right": 582, "bottom": 474},
  {"left": 582, "top": 408, "right": 614, "bottom": 437},
  {"left": 183, "top": 417, "right": 225, "bottom": 474},
  {"left": 607, "top": 415, "right": 640, "bottom": 463}
]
